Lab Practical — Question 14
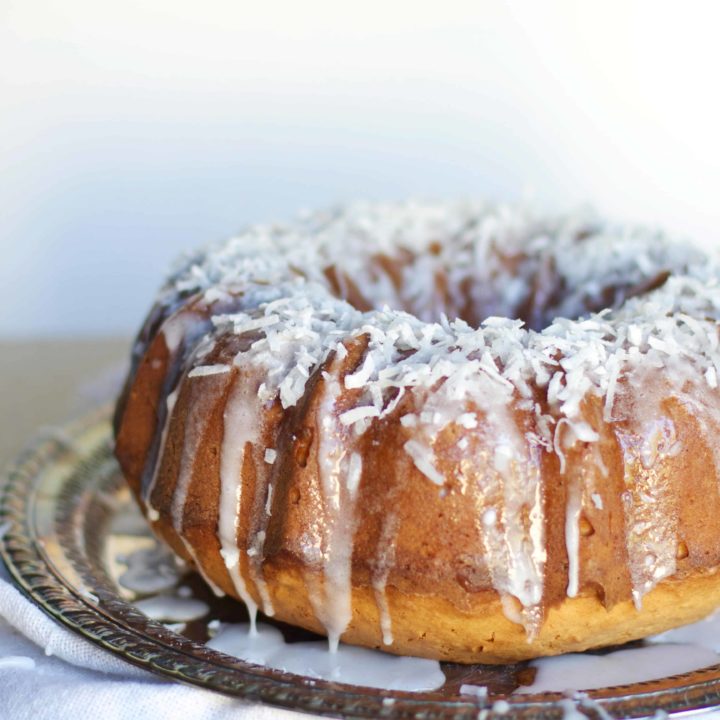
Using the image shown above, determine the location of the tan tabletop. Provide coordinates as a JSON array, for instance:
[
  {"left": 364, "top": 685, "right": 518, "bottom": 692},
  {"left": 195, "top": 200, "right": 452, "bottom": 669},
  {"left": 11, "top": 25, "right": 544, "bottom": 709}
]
[{"left": 0, "top": 339, "right": 130, "bottom": 469}]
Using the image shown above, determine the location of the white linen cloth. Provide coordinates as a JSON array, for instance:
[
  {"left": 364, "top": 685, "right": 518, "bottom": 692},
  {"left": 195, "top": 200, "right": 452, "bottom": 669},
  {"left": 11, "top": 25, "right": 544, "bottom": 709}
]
[
  {"left": 0, "top": 356, "right": 312, "bottom": 719},
  {"left": 0, "top": 559, "right": 311, "bottom": 720}
]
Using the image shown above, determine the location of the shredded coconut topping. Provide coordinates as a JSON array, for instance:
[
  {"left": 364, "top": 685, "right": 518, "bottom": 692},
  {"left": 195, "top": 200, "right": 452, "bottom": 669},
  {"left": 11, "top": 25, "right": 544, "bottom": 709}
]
[{"left": 162, "top": 201, "right": 720, "bottom": 467}]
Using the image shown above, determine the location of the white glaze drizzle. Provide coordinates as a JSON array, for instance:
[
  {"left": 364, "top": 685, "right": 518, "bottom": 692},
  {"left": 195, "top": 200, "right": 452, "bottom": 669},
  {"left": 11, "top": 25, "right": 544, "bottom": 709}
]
[
  {"left": 143, "top": 307, "right": 212, "bottom": 507},
  {"left": 206, "top": 621, "right": 445, "bottom": 691},
  {"left": 615, "top": 367, "right": 681, "bottom": 607},
  {"left": 187, "top": 363, "right": 231, "bottom": 377},
  {"left": 161, "top": 313, "right": 190, "bottom": 354},
  {"left": 218, "top": 372, "right": 262, "bottom": 628},
  {"left": 564, "top": 438, "right": 608, "bottom": 602},
  {"left": 134, "top": 595, "right": 209, "bottom": 623},
  {"left": 516, "top": 643, "right": 720, "bottom": 694},
  {"left": 148, "top": 201, "right": 720, "bottom": 628},
  {"left": 117, "top": 544, "right": 182, "bottom": 595},
  {"left": 170, "top": 373, "right": 228, "bottom": 596},
  {"left": 371, "top": 510, "right": 400, "bottom": 646},
  {"left": 564, "top": 477, "right": 582, "bottom": 599},
  {"left": 304, "top": 371, "right": 359, "bottom": 652},
  {"left": 142, "top": 387, "right": 178, "bottom": 513}
]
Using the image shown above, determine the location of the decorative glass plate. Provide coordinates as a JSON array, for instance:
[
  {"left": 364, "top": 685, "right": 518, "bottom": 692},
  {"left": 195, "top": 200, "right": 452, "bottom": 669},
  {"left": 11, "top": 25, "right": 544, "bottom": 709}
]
[{"left": 2, "top": 407, "right": 720, "bottom": 719}]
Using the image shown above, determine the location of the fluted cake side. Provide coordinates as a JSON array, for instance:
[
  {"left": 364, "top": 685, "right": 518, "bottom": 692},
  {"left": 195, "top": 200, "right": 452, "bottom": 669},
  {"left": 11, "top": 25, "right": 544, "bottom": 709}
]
[{"left": 115, "top": 201, "right": 720, "bottom": 662}]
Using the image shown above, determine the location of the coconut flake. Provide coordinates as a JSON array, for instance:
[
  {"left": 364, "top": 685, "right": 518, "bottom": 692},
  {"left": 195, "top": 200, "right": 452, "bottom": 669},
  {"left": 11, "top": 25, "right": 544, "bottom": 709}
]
[
  {"left": 403, "top": 439, "right": 445, "bottom": 485},
  {"left": 188, "top": 364, "right": 231, "bottom": 378},
  {"left": 345, "top": 354, "right": 375, "bottom": 389},
  {"left": 339, "top": 406, "right": 380, "bottom": 426},
  {"left": 457, "top": 412, "right": 478, "bottom": 429},
  {"left": 707, "top": 366, "right": 718, "bottom": 389}
]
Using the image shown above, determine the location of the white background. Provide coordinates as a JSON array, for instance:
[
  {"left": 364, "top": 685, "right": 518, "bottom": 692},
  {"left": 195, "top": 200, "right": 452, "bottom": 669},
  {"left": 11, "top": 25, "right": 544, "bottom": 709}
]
[{"left": 3, "top": 1, "right": 720, "bottom": 337}]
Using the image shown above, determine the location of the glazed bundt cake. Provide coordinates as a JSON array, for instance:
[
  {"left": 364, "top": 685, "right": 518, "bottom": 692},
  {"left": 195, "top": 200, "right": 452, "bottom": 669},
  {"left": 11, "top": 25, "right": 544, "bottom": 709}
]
[{"left": 114, "top": 201, "right": 720, "bottom": 663}]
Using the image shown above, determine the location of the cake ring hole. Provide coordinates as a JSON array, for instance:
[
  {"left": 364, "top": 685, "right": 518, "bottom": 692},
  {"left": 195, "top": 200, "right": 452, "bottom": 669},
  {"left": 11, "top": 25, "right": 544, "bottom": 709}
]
[{"left": 321, "top": 249, "right": 675, "bottom": 333}]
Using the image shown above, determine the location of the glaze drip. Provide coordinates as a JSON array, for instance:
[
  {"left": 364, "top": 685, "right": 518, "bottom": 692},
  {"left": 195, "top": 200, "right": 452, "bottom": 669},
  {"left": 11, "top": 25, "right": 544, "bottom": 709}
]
[
  {"left": 170, "top": 371, "right": 229, "bottom": 596},
  {"left": 371, "top": 509, "right": 400, "bottom": 647},
  {"left": 218, "top": 372, "right": 262, "bottom": 627},
  {"left": 304, "top": 370, "right": 360, "bottom": 652}
]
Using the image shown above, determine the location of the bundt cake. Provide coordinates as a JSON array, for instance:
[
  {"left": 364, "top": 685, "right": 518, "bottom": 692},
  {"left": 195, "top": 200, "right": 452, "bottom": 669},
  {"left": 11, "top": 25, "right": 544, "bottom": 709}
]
[{"left": 114, "top": 201, "right": 720, "bottom": 663}]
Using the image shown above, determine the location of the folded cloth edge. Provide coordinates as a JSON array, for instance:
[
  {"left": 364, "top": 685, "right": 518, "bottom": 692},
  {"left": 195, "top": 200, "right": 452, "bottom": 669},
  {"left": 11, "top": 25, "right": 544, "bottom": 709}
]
[{"left": 0, "top": 563, "right": 151, "bottom": 678}]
